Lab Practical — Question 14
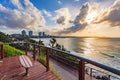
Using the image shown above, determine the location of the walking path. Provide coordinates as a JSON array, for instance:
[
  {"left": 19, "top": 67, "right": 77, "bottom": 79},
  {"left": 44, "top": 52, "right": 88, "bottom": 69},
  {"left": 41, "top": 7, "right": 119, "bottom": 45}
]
[{"left": 50, "top": 58, "right": 97, "bottom": 80}]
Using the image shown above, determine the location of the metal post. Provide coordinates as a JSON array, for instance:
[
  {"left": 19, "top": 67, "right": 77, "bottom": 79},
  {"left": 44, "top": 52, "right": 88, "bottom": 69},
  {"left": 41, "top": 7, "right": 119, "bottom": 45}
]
[
  {"left": 108, "top": 75, "right": 111, "bottom": 80},
  {"left": 79, "top": 60, "right": 85, "bottom": 80},
  {"left": 46, "top": 48, "right": 49, "bottom": 71},
  {"left": 33, "top": 45, "right": 36, "bottom": 60}
]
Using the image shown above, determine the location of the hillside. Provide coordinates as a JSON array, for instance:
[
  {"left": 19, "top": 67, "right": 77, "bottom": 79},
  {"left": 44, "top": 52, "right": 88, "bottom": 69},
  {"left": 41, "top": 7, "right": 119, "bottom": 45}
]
[{"left": 0, "top": 31, "right": 24, "bottom": 57}]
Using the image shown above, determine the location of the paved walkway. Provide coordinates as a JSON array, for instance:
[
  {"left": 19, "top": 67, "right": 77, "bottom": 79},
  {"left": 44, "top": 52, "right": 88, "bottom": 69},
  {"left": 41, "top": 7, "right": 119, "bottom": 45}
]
[{"left": 50, "top": 58, "right": 97, "bottom": 80}]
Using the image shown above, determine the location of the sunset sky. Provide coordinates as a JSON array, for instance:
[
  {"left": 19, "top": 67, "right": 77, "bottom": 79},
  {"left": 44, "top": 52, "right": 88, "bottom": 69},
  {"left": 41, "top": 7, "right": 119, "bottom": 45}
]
[{"left": 0, "top": 0, "right": 120, "bottom": 37}]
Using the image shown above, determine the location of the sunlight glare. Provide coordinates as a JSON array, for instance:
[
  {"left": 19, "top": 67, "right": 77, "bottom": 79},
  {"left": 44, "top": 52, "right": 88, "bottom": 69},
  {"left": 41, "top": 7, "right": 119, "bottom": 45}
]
[{"left": 85, "top": 12, "right": 97, "bottom": 24}]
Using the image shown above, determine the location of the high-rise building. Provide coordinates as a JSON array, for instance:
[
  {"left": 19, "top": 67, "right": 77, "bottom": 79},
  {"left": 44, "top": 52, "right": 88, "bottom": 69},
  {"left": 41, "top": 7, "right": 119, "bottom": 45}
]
[
  {"left": 38, "top": 32, "right": 45, "bottom": 37},
  {"left": 43, "top": 32, "right": 45, "bottom": 36},
  {"left": 21, "top": 30, "right": 26, "bottom": 36},
  {"left": 39, "top": 32, "right": 42, "bottom": 37},
  {"left": 28, "top": 30, "right": 33, "bottom": 37}
]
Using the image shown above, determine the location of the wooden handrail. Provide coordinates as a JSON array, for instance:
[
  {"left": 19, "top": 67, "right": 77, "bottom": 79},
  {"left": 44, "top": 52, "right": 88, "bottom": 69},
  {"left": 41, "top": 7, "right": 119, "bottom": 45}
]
[{"left": 44, "top": 46, "right": 120, "bottom": 76}]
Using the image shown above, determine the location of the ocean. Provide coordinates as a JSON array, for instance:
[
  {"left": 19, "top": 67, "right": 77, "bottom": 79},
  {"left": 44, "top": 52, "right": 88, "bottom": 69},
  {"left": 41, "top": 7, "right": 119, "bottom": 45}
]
[{"left": 33, "top": 38, "right": 120, "bottom": 70}]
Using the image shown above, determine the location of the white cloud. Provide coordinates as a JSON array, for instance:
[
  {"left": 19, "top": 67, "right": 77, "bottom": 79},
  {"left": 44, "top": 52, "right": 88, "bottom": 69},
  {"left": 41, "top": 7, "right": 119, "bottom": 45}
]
[
  {"left": 54, "top": 8, "right": 71, "bottom": 27},
  {"left": 42, "top": 9, "right": 52, "bottom": 17},
  {"left": 58, "top": 1, "right": 62, "bottom": 5},
  {"left": 63, "top": 0, "right": 120, "bottom": 37},
  {"left": 62, "top": 0, "right": 120, "bottom": 34},
  {"left": 11, "top": 0, "right": 23, "bottom": 9},
  {"left": 74, "top": 0, "right": 80, "bottom": 2},
  {"left": 74, "top": 3, "right": 89, "bottom": 24},
  {"left": 92, "top": 0, "right": 120, "bottom": 27},
  {"left": 58, "top": 3, "right": 90, "bottom": 34},
  {"left": 0, "top": 0, "right": 46, "bottom": 32}
]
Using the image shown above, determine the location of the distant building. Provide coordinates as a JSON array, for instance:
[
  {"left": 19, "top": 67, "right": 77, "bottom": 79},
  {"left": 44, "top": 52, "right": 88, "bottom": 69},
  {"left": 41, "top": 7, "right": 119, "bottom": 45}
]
[
  {"left": 38, "top": 32, "right": 42, "bottom": 37},
  {"left": 38, "top": 32, "right": 41, "bottom": 37},
  {"left": 43, "top": 32, "right": 45, "bottom": 36},
  {"left": 21, "top": 30, "right": 26, "bottom": 36},
  {"left": 28, "top": 30, "right": 33, "bottom": 37},
  {"left": 38, "top": 32, "right": 45, "bottom": 37}
]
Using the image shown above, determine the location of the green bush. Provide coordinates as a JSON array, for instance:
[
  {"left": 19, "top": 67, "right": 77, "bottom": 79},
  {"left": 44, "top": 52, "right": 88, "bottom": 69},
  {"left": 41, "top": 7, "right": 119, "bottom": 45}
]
[{"left": 4, "top": 45, "right": 25, "bottom": 57}]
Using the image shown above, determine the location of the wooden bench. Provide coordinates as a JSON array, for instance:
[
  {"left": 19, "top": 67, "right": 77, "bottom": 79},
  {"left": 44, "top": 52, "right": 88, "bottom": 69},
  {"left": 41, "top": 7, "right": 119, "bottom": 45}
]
[{"left": 19, "top": 55, "right": 33, "bottom": 76}]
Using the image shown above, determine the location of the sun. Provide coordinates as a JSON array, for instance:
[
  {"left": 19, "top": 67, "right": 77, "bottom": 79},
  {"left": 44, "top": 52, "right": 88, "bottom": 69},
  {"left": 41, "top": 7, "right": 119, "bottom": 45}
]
[{"left": 85, "top": 12, "right": 97, "bottom": 24}]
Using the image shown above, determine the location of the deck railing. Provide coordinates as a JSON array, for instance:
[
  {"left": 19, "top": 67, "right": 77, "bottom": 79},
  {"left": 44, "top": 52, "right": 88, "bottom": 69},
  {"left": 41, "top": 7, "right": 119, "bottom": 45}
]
[
  {"left": 0, "top": 42, "right": 120, "bottom": 80},
  {"left": 36, "top": 44, "right": 120, "bottom": 80}
]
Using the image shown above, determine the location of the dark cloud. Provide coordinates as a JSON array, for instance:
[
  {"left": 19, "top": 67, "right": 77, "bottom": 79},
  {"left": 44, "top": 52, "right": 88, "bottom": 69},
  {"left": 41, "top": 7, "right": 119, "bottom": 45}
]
[
  {"left": 93, "top": 0, "right": 120, "bottom": 27},
  {"left": 59, "top": 23, "right": 87, "bottom": 34},
  {"left": 58, "top": 3, "right": 89, "bottom": 33},
  {"left": 54, "top": 8, "right": 70, "bottom": 26},
  {"left": 74, "top": 3, "right": 89, "bottom": 24},
  {"left": 56, "top": 16, "right": 65, "bottom": 25}
]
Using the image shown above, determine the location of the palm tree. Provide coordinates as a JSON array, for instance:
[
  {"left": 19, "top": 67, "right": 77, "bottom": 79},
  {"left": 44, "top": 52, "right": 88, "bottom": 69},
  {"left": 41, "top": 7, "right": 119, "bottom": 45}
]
[
  {"left": 49, "top": 38, "right": 56, "bottom": 48},
  {"left": 61, "top": 45, "right": 66, "bottom": 51},
  {"left": 56, "top": 43, "right": 61, "bottom": 50},
  {"left": 38, "top": 40, "right": 44, "bottom": 45}
]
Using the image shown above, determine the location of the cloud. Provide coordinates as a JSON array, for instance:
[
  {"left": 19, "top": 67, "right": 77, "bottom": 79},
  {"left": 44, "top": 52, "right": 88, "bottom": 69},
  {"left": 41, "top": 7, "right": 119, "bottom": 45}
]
[
  {"left": 0, "top": 0, "right": 46, "bottom": 31},
  {"left": 92, "top": 0, "right": 120, "bottom": 27},
  {"left": 54, "top": 8, "right": 71, "bottom": 26},
  {"left": 11, "top": 0, "right": 23, "bottom": 9},
  {"left": 58, "top": 3, "right": 90, "bottom": 34},
  {"left": 74, "top": 0, "right": 80, "bottom": 2},
  {"left": 59, "top": 23, "right": 87, "bottom": 34},
  {"left": 58, "top": 1, "right": 62, "bottom": 5},
  {"left": 56, "top": 16, "right": 65, "bottom": 25},
  {"left": 42, "top": 9, "right": 52, "bottom": 17},
  {"left": 74, "top": 3, "right": 89, "bottom": 24}
]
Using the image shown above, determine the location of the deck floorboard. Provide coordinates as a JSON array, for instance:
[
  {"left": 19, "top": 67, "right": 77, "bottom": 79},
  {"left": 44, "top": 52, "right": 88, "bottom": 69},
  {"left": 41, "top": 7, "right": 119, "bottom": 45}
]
[
  {"left": 0, "top": 56, "right": 98, "bottom": 80},
  {"left": 0, "top": 56, "right": 59, "bottom": 80}
]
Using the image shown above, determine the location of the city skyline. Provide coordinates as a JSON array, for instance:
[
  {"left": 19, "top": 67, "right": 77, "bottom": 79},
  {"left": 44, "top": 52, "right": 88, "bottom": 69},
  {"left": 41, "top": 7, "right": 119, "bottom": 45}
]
[
  {"left": 0, "top": 0, "right": 120, "bottom": 37},
  {"left": 21, "top": 30, "right": 49, "bottom": 36}
]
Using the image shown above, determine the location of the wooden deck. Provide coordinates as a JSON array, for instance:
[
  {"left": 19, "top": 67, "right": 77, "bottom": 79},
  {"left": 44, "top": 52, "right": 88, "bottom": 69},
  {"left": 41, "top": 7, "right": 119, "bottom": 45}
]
[
  {"left": 0, "top": 56, "right": 98, "bottom": 80},
  {"left": 0, "top": 56, "right": 58, "bottom": 80}
]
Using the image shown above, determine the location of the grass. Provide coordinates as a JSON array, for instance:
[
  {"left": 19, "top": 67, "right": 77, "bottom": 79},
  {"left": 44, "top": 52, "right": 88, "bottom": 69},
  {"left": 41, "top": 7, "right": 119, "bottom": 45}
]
[{"left": 4, "top": 44, "right": 25, "bottom": 57}]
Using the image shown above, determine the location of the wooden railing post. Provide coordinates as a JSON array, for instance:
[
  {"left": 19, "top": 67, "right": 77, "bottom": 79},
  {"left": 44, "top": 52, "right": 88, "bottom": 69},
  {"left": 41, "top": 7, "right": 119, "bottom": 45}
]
[
  {"left": 0, "top": 44, "right": 2, "bottom": 59},
  {"left": 38, "top": 46, "right": 40, "bottom": 55},
  {"left": 1, "top": 44, "right": 4, "bottom": 59},
  {"left": 46, "top": 48, "right": 49, "bottom": 71},
  {"left": 25, "top": 43, "right": 28, "bottom": 55},
  {"left": 79, "top": 60, "right": 85, "bottom": 80},
  {"left": 33, "top": 45, "right": 36, "bottom": 60},
  {"left": 90, "top": 68, "right": 92, "bottom": 76}
]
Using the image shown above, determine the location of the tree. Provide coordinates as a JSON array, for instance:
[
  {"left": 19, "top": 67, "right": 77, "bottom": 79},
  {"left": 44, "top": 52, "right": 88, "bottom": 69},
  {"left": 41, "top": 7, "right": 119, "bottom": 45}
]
[
  {"left": 56, "top": 43, "right": 61, "bottom": 50},
  {"left": 61, "top": 45, "right": 66, "bottom": 51},
  {"left": 38, "top": 40, "right": 44, "bottom": 45},
  {"left": 49, "top": 38, "right": 67, "bottom": 51},
  {"left": 0, "top": 31, "right": 12, "bottom": 42},
  {"left": 49, "top": 38, "right": 57, "bottom": 48}
]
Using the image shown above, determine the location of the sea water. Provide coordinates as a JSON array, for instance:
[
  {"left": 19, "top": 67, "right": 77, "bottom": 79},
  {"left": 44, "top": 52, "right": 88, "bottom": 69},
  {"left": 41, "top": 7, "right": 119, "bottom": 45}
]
[{"left": 33, "top": 38, "right": 120, "bottom": 69}]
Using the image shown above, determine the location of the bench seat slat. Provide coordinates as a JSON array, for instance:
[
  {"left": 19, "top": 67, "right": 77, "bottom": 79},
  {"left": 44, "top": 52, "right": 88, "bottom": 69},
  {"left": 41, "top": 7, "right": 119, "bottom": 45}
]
[{"left": 19, "top": 55, "right": 33, "bottom": 68}]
